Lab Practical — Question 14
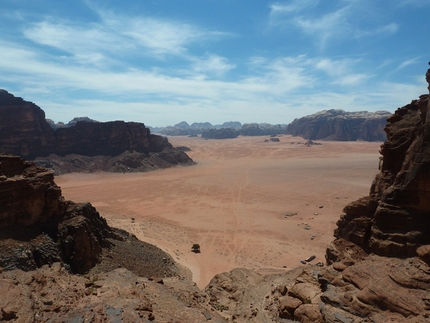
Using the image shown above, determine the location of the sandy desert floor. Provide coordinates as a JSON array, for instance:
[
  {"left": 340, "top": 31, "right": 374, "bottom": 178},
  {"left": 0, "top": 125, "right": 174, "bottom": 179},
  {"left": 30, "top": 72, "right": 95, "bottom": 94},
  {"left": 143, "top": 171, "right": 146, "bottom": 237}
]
[{"left": 56, "top": 135, "right": 382, "bottom": 288}]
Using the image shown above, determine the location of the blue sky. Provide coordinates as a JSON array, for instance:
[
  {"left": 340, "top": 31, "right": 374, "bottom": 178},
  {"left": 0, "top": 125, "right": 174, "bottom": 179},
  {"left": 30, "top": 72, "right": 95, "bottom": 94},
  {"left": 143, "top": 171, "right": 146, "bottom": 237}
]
[{"left": 1, "top": 0, "right": 430, "bottom": 126}]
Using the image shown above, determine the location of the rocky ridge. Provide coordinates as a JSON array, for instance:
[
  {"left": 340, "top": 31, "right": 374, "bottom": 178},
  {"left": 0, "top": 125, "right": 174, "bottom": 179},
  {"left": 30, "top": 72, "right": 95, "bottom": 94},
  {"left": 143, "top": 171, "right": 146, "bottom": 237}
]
[
  {"left": 0, "top": 89, "right": 194, "bottom": 174},
  {"left": 286, "top": 109, "right": 391, "bottom": 141}
]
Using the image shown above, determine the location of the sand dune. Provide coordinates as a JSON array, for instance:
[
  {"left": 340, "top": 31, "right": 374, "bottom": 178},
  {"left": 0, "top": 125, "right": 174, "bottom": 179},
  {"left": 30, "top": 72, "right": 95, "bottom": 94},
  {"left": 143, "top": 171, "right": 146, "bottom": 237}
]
[{"left": 56, "top": 135, "right": 382, "bottom": 288}]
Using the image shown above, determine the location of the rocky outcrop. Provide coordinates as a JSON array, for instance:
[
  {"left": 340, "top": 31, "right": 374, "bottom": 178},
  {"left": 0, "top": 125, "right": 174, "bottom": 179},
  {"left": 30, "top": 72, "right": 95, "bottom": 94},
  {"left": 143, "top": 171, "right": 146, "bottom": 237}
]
[
  {"left": 0, "top": 154, "right": 183, "bottom": 277},
  {"left": 0, "top": 89, "right": 56, "bottom": 158},
  {"left": 54, "top": 120, "right": 167, "bottom": 157},
  {"left": 0, "top": 265, "right": 227, "bottom": 323},
  {"left": 335, "top": 95, "right": 430, "bottom": 257},
  {"left": 0, "top": 89, "right": 194, "bottom": 172},
  {"left": 46, "top": 116, "right": 99, "bottom": 130},
  {"left": 0, "top": 154, "right": 65, "bottom": 227},
  {"left": 204, "top": 254, "right": 430, "bottom": 322},
  {"left": 287, "top": 109, "right": 391, "bottom": 141}
]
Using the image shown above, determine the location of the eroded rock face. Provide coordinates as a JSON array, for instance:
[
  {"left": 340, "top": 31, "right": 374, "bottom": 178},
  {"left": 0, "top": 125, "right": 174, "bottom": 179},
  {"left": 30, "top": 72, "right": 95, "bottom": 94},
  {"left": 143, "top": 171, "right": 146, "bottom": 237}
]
[
  {"left": 0, "top": 90, "right": 56, "bottom": 158},
  {"left": 0, "top": 154, "right": 65, "bottom": 227},
  {"left": 0, "top": 265, "right": 227, "bottom": 323},
  {"left": 203, "top": 257, "right": 430, "bottom": 323},
  {"left": 0, "top": 89, "right": 194, "bottom": 173},
  {"left": 0, "top": 155, "right": 183, "bottom": 277},
  {"left": 335, "top": 96, "right": 430, "bottom": 257},
  {"left": 287, "top": 109, "right": 391, "bottom": 141}
]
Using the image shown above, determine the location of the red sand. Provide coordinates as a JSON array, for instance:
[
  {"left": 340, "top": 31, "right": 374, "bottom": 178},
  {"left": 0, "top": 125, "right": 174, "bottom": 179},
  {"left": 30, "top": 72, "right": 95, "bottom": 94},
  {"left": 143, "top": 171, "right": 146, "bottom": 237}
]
[{"left": 56, "top": 135, "right": 381, "bottom": 288}]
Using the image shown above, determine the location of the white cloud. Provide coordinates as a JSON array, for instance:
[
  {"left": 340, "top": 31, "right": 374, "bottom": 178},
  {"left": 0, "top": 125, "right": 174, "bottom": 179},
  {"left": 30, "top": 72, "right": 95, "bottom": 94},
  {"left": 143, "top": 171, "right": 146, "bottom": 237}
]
[
  {"left": 355, "top": 23, "right": 398, "bottom": 38},
  {"left": 269, "top": 0, "right": 319, "bottom": 17},
  {"left": 295, "top": 8, "right": 350, "bottom": 49},
  {"left": 396, "top": 57, "right": 420, "bottom": 72},
  {"left": 268, "top": 1, "right": 399, "bottom": 49},
  {"left": 314, "top": 58, "right": 371, "bottom": 86},
  {"left": 192, "top": 54, "right": 236, "bottom": 77},
  {"left": 23, "top": 11, "right": 229, "bottom": 63},
  {"left": 114, "top": 18, "right": 204, "bottom": 56},
  {"left": 24, "top": 21, "right": 121, "bottom": 56}
]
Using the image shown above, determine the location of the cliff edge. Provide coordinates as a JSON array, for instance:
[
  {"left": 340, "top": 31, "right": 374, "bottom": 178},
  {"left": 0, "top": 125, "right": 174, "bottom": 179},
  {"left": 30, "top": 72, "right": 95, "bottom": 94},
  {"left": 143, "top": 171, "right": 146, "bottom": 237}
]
[{"left": 335, "top": 94, "right": 430, "bottom": 257}]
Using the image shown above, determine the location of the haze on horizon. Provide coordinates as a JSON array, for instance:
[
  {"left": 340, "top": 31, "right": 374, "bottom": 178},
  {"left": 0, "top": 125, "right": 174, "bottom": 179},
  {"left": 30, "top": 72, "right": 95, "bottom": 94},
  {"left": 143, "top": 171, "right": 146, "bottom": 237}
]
[{"left": 1, "top": 0, "right": 429, "bottom": 127}]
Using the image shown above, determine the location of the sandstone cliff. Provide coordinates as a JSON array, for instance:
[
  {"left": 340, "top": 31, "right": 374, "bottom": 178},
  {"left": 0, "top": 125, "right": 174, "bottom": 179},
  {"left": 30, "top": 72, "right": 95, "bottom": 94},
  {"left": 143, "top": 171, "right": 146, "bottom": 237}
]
[
  {"left": 286, "top": 109, "right": 391, "bottom": 141},
  {"left": 0, "top": 89, "right": 194, "bottom": 173},
  {"left": 0, "top": 89, "right": 56, "bottom": 158},
  {"left": 335, "top": 95, "right": 430, "bottom": 257}
]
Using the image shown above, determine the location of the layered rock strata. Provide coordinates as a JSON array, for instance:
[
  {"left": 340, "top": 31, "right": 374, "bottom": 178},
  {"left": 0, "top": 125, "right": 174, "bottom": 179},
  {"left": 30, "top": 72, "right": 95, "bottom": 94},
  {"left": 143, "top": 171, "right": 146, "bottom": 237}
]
[
  {"left": 287, "top": 109, "right": 391, "bottom": 141},
  {"left": 0, "top": 89, "right": 194, "bottom": 173},
  {"left": 335, "top": 95, "right": 430, "bottom": 257}
]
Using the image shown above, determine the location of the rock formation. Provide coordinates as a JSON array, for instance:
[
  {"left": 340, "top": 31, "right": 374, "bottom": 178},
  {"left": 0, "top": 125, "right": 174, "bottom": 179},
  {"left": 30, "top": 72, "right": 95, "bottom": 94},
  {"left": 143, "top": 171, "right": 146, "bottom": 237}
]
[
  {"left": 0, "top": 89, "right": 194, "bottom": 173},
  {"left": 287, "top": 109, "right": 391, "bottom": 141},
  {"left": 46, "top": 116, "right": 99, "bottom": 130},
  {"left": 0, "top": 89, "right": 56, "bottom": 158},
  {"left": 0, "top": 154, "right": 182, "bottom": 276},
  {"left": 335, "top": 95, "right": 430, "bottom": 257}
]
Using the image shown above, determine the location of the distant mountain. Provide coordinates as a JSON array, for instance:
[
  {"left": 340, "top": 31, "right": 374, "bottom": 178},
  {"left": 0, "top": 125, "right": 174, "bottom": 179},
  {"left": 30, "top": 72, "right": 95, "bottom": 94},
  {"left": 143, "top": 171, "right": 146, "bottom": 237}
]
[
  {"left": 219, "top": 121, "right": 242, "bottom": 129},
  {"left": 150, "top": 110, "right": 391, "bottom": 141},
  {"left": 286, "top": 109, "right": 391, "bottom": 141},
  {"left": 201, "top": 128, "right": 239, "bottom": 139},
  {"left": 149, "top": 121, "right": 288, "bottom": 137},
  {"left": 47, "top": 116, "right": 99, "bottom": 130}
]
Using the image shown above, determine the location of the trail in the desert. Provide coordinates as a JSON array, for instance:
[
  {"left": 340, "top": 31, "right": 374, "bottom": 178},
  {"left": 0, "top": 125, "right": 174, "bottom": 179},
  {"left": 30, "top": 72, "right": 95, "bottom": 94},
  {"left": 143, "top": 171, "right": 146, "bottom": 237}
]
[{"left": 56, "top": 135, "right": 381, "bottom": 288}]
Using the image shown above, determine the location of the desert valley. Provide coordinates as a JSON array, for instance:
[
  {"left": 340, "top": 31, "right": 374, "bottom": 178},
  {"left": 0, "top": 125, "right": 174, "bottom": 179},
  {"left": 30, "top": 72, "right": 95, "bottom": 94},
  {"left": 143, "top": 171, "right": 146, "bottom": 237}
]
[
  {"left": 56, "top": 136, "right": 381, "bottom": 288},
  {"left": 2, "top": 88, "right": 430, "bottom": 322},
  {"left": 2, "top": 1, "right": 430, "bottom": 321}
]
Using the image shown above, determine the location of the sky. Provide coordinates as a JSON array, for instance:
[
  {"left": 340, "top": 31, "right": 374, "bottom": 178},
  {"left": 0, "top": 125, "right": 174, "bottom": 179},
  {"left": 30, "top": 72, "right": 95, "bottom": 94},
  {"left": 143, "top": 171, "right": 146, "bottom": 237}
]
[{"left": 1, "top": 0, "right": 430, "bottom": 127}]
